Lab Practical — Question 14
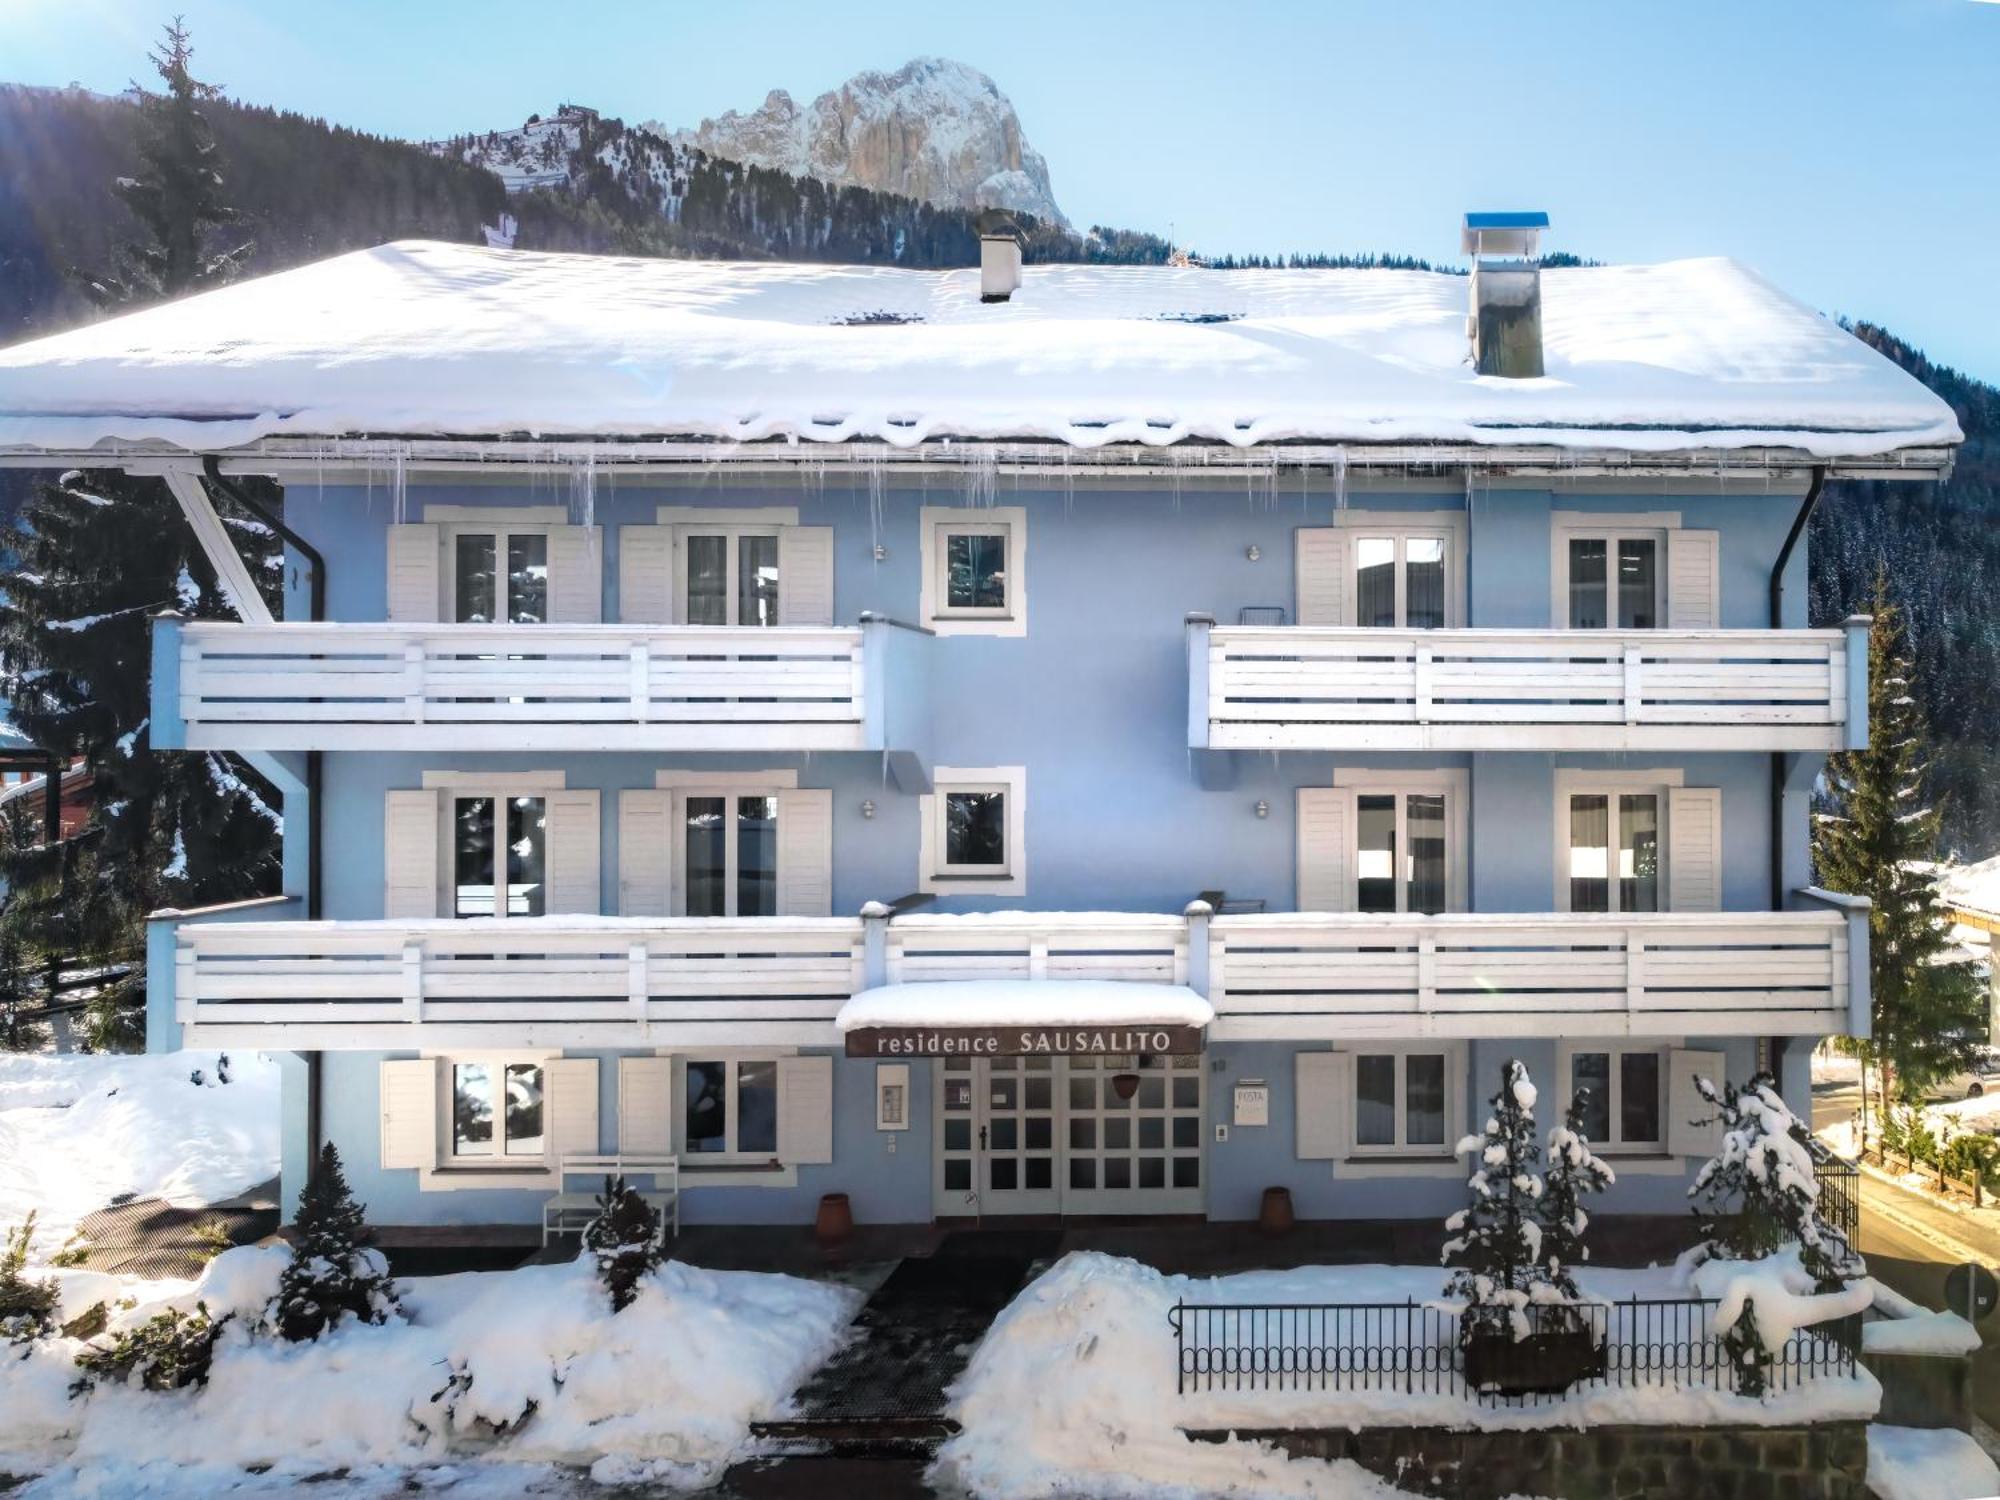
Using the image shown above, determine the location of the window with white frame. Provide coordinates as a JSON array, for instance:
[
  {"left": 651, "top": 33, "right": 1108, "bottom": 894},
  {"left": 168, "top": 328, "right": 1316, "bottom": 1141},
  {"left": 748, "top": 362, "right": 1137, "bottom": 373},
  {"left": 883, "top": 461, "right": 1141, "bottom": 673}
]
[
  {"left": 1563, "top": 789, "right": 1663, "bottom": 913},
  {"left": 1555, "top": 524, "right": 1667, "bottom": 630},
  {"left": 668, "top": 787, "right": 780, "bottom": 917},
  {"left": 1352, "top": 1047, "right": 1456, "bottom": 1155},
  {"left": 678, "top": 524, "right": 780, "bottom": 627},
  {"left": 922, "top": 767, "right": 1027, "bottom": 895},
  {"left": 1561, "top": 1043, "right": 1666, "bottom": 1151},
  {"left": 450, "top": 793, "right": 547, "bottom": 918},
  {"left": 921, "top": 506, "right": 1026, "bottom": 635},
  {"left": 1352, "top": 531, "right": 1452, "bottom": 629},
  {"left": 448, "top": 1058, "right": 547, "bottom": 1162},
  {"left": 446, "top": 524, "right": 552, "bottom": 625},
  {"left": 1355, "top": 790, "right": 1450, "bottom": 914},
  {"left": 682, "top": 1056, "right": 781, "bottom": 1161}
]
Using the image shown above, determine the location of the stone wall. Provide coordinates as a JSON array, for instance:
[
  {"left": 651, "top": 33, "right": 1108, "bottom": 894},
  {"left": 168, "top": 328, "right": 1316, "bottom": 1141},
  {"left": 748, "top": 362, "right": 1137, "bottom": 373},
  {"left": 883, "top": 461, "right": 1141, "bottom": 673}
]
[{"left": 1189, "top": 1422, "right": 1870, "bottom": 1500}]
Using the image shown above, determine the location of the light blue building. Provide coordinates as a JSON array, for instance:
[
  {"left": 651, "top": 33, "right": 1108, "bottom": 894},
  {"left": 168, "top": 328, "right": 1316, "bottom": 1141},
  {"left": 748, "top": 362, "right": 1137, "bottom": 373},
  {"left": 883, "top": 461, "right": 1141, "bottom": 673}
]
[{"left": 0, "top": 221, "right": 1961, "bottom": 1243}]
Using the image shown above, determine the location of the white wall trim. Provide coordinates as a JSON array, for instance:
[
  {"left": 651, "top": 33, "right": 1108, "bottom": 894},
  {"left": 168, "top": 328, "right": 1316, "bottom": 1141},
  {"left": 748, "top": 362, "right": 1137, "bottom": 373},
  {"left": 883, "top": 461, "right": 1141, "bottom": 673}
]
[
  {"left": 920, "top": 505, "right": 1028, "bottom": 637},
  {"left": 1332, "top": 509, "right": 1471, "bottom": 530},
  {"left": 1551, "top": 510, "right": 1684, "bottom": 529},
  {"left": 1552, "top": 768, "right": 1687, "bottom": 794},
  {"left": 424, "top": 504, "right": 569, "bottom": 523},
  {"left": 654, "top": 505, "right": 801, "bottom": 525},
  {"left": 920, "top": 765, "right": 1028, "bottom": 896},
  {"left": 424, "top": 770, "right": 568, "bottom": 790},
  {"left": 653, "top": 768, "right": 799, "bottom": 790}
]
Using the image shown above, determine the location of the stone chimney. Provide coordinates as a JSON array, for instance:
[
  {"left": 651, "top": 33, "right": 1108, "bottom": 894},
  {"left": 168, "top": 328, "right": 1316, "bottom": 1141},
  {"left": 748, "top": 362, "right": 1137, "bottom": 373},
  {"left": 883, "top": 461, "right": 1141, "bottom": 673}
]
[
  {"left": 1461, "top": 212, "right": 1549, "bottom": 378},
  {"left": 979, "top": 209, "right": 1022, "bottom": 303}
]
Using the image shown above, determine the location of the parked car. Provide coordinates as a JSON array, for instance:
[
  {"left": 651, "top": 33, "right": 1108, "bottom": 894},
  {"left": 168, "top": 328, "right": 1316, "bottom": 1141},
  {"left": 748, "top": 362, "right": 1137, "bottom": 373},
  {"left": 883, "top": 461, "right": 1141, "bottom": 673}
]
[{"left": 1932, "top": 1049, "right": 2000, "bottom": 1100}]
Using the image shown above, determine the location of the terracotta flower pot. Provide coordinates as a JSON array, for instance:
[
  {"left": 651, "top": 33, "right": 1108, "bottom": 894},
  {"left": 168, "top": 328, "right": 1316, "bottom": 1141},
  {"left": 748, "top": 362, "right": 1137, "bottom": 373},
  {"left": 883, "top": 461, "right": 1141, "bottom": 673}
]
[
  {"left": 814, "top": 1191, "right": 854, "bottom": 1247},
  {"left": 1258, "top": 1185, "right": 1295, "bottom": 1236}
]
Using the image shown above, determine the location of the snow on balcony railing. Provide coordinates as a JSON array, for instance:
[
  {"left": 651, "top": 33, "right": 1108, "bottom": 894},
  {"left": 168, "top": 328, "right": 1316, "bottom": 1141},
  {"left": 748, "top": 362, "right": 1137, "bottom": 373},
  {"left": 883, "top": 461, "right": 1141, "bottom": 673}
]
[
  {"left": 1191, "top": 621, "right": 1869, "bottom": 753},
  {"left": 157, "top": 620, "right": 871, "bottom": 752}
]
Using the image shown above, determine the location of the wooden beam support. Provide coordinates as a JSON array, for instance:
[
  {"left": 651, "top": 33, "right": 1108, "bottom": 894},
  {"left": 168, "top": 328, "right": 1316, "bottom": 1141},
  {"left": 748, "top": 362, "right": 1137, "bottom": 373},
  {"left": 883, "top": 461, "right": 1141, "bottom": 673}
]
[{"left": 159, "top": 466, "right": 275, "bottom": 626}]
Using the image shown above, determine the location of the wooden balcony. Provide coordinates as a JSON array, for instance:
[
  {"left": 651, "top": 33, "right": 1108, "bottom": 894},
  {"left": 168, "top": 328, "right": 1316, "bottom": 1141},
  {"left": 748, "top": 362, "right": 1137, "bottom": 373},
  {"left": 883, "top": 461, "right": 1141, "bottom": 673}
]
[
  {"left": 164, "top": 901, "right": 1863, "bottom": 1049},
  {"left": 1188, "top": 618, "right": 1870, "bottom": 753},
  {"left": 151, "top": 615, "right": 932, "bottom": 754}
]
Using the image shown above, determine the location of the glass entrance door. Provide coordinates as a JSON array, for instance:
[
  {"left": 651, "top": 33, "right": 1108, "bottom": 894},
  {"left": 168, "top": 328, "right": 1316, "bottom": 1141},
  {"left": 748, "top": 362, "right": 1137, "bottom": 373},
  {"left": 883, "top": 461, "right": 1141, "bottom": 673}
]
[{"left": 936, "top": 1057, "right": 1060, "bottom": 1216}]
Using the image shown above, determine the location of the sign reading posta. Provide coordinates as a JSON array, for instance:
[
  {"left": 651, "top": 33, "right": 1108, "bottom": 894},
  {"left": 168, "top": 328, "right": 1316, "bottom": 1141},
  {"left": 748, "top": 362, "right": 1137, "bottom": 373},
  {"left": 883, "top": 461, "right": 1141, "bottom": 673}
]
[{"left": 844, "top": 1025, "right": 1204, "bottom": 1058}]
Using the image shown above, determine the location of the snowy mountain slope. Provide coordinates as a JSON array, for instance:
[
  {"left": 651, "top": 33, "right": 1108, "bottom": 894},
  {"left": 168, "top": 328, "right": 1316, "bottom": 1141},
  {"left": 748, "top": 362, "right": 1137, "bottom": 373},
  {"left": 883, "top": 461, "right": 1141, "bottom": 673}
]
[{"left": 655, "top": 57, "right": 1066, "bottom": 226}]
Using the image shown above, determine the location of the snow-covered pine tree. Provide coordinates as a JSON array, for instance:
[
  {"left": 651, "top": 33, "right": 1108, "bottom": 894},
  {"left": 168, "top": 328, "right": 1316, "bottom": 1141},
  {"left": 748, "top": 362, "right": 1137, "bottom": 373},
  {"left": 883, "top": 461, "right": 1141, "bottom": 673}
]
[
  {"left": 0, "top": 469, "right": 282, "bottom": 1048},
  {"left": 1541, "top": 1091, "right": 1616, "bottom": 1300},
  {"left": 583, "top": 1176, "right": 663, "bottom": 1313},
  {"left": 270, "top": 1143, "right": 401, "bottom": 1342},
  {"left": 1815, "top": 573, "right": 1986, "bottom": 1107},
  {"left": 77, "top": 17, "right": 250, "bottom": 308},
  {"left": 1443, "top": 1059, "right": 1550, "bottom": 1337}
]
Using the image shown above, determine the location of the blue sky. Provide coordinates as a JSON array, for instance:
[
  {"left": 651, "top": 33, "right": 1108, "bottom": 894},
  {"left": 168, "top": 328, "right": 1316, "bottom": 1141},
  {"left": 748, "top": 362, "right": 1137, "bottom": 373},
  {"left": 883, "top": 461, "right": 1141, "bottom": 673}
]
[{"left": 11, "top": 0, "right": 2000, "bottom": 378}]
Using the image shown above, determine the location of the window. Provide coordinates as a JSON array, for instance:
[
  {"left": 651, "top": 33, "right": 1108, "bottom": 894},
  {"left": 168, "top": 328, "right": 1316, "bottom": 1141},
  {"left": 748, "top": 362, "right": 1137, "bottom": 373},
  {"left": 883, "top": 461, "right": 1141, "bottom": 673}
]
[
  {"left": 1353, "top": 533, "right": 1451, "bottom": 629},
  {"left": 1562, "top": 1044, "right": 1665, "bottom": 1151},
  {"left": 922, "top": 767, "right": 1027, "bottom": 895},
  {"left": 1565, "top": 791, "right": 1661, "bottom": 913},
  {"left": 921, "top": 507, "right": 1027, "bottom": 636},
  {"left": 682, "top": 1056, "right": 780, "bottom": 1161},
  {"left": 448, "top": 527, "right": 551, "bottom": 624},
  {"left": 680, "top": 525, "right": 780, "bottom": 627},
  {"left": 1552, "top": 520, "right": 1670, "bottom": 631},
  {"left": 449, "top": 1059, "right": 546, "bottom": 1161},
  {"left": 452, "top": 794, "right": 546, "bottom": 918},
  {"left": 680, "top": 792, "right": 778, "bottom": 916},
  {"left": 1352, "top": 1049, "right": 1454, "bottom": 1155},
  {"left": 1355, "top": 791, "right": 1448, "bottom": 914}
]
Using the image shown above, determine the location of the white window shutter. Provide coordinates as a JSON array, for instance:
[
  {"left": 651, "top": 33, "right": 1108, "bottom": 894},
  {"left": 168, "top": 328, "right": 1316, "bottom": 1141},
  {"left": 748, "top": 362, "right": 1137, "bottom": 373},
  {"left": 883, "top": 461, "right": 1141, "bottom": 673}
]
[
  {"left": 617, "top": 789, "right": 674, "bottom": 917},
  {"left": 617, "top": 1055, "right": 675, "bottom": 1155},
  {"left": 384, "top": 789, "right": 441, "bottom": 919},
  {"left": 543, "top": 789, "right": 601, "bottom": 915},
  {"left": 617, "top": 525, "right": 674, "bottom": 624},
  {"left": 1667, "top": 786, "right": 1723, "bottom": 912},
  {"left": 547, "top": 526, "right": 604, "bottom": 624},
  {"left": 549, "top": 1056, "right": 600, "bottom": 1160},
  {"left": 1296, "top": 787, "right": 1352, "bottom": 912},
  {"left": 778, "top": 526, "right": 836, "bottom": 627},
  {"left": 777, "top": 788, "right": 834, "bottom": 917},
  {"left": 778, "top": 1054, "right": 834, "bottom": 1164},
  {"left": 1295, "top": 1050, "right": 1350, "bottom": 1160},
  {"left": 379, "top": 1058, "right": 438, "bottom": 1170},
  {"left": 386, "top": 524, "right": 441, "bottom": 623},
  {"left": 1665, "top": 529, "right": 1721, "bottom": 629},
  {"left": 1295, "top": 528, "right": 1352, "bottom": 627},
  {"left": 1667, "top": 1049, "right": 1727, "bottom": 1158}
]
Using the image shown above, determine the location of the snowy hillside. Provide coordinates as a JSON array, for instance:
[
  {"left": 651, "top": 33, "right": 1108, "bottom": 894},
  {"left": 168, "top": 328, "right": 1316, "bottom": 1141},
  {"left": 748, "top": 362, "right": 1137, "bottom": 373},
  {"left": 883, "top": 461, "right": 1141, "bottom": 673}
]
[{"left": 656, "top": 57, "right": 1066, "bottom": 226}]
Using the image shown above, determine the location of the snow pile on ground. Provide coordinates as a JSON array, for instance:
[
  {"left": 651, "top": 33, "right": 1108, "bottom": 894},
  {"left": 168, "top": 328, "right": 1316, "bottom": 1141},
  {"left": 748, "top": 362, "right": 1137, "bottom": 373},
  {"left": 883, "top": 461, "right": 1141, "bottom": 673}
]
[
  {"left": 933, "top": 1253, "right": 1879, "bottom": 1499},
  {"left": 1, "top": 1247, "right": 858, "bottom": 1492},
  {"left": 0, "top": 1051, "right": 281, "bottom": 1253},
  {"left": 1867, "top": 1424, "right": 2000, "bottom": 1500}
]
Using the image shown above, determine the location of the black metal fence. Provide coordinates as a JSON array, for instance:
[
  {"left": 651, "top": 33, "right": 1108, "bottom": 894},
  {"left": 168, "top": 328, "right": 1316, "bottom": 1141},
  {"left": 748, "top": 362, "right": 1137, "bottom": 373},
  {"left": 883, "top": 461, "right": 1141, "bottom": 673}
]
[
  {"left": 1168, "top": 1296, "right": 1860, "bottom": 1405},
  {"left": 1815, "top": 1153, "right": 1861, "bottom": 1245}
]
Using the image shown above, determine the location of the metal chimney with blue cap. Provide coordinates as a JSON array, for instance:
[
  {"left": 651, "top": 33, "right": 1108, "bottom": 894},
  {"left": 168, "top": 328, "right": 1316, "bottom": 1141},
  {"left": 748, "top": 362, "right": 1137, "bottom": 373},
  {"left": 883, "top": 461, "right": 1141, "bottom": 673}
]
[{"left": 1462, "top": 211, "right": 1549, "bottom": 378}]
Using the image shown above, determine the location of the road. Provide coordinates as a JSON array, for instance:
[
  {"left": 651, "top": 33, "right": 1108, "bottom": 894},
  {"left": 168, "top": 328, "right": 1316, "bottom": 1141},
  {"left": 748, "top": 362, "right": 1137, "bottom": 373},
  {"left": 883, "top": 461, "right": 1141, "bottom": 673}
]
[{"left": 1814, "top": 1075, "right": 2000, "bottom": 1433}]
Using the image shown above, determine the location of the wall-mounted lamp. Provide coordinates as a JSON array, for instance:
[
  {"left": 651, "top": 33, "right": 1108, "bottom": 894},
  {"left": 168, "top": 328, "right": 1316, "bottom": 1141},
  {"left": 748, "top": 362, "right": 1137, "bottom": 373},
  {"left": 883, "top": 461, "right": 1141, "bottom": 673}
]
[
  {"left": 873, "top": 543, "right": 888, "bottom": 562},
  {"left": 860, "top": 799, "right": 877, "bottom": 820},
  {"left": 1245, "top": 544, "right": 1262, "bottom": 562},
  {"left": 1254, "top": 799, "right": 1269, "bottom": 819}
]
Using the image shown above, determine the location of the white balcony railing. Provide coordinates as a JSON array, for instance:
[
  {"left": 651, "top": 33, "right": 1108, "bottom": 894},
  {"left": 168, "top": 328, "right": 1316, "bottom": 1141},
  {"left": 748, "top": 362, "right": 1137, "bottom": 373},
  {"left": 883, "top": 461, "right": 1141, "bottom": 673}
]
[
  {"left": 167, "top": 904, "right": 1860, "bottom": 1048},
  {"left": 1190, "top": 620, "right": 1870, "bottom": 753},
  {"left": 156, "top": 620, "right": 880, "bottom": 752},
  {"left": 1206, "top": 910, "right": 1854, "bottom": 1040}
]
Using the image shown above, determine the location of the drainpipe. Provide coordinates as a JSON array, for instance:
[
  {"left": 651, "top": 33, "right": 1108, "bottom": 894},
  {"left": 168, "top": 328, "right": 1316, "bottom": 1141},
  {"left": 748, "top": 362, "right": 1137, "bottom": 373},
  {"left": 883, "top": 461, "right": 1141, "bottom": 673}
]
[
  {"left": 1767, "top": 467, "right": 1826, "bottom": 1085},
  {"left": 202, "top": 458, "right": 328, "bottom": 1162}
]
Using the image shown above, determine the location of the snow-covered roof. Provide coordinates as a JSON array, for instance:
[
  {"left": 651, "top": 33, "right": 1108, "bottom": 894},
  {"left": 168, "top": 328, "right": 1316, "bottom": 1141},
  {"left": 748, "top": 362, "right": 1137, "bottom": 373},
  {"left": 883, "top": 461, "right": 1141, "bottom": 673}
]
[
  {"left": 0, "top": 240, "right": 1962, "bottom": 459},
  {"left": 836, "top": 979, "right": 1214, "bottom": 1032}
]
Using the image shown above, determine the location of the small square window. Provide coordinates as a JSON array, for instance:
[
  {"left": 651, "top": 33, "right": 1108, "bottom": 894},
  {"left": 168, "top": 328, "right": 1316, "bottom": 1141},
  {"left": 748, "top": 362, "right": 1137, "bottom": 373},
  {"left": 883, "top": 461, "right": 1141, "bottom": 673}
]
[
  {"left": 922, "top": 506, "right": 1025, "bottom": 636},
  {"left": 945, "top": 532, "right": 1008, "bottom": 611},
  {"left": 924, "top": 767, "right": 1026, "bottom": 896},
  {"left": 944, "top": 790, "right": 1007, "bottom": 868}
]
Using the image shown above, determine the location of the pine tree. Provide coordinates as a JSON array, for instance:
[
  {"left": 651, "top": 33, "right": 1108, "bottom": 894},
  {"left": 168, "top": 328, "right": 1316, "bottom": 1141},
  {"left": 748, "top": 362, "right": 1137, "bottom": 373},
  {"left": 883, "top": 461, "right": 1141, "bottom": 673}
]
[
  {"left": 1541, "top": 1091, "right": 1616, "bottom": 1299},
  {"left": 0, "top": 913, "right": 45, "bottom": 1053},
  {"left": 1442, "top": 1059, "right": 1550, "bottom": 1337},
  {"left": 1815, "top": 573, "right": 1987, "bottom": 1105},
  {"left": 0, "top": 470, "right": 282, "bottom": 1048},
  {"left": 583, "top": 1175, "right": 663, "bottom": 1313},
  {"left": 270, "top": 1143, "right": 401, "bottom": 1342},
  {"left": 0, "top": 1213, "right": 59, "bottom": 1347},
  {"left": 78, "top": 17, "right": 250, "bottom": 307},
  {"left": 1687, "top": 1072, "right": 1857, "bottom": 1287}
]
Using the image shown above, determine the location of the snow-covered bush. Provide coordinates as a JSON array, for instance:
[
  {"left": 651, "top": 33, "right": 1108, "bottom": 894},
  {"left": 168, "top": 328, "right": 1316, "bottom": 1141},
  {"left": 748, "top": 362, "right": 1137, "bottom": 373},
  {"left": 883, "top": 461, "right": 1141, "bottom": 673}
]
[
  {"left": 269, "top": 1143, "right": 400, "bottom": 1342},
  {"left": 1, "top": 1213, "right": 59, "bottom": 1348},
  {"left": 583, "top": 1175, "right": 663, "bottom": 1313},
  {"left": 1542, "top": 1092, "right": 1616, "bottom": 1298},
  {"left": 70, "top": 1302, "right": 229, "bottom": 1394},
  {"left": 1443, "top": 1059, "right": 1551, "bottom": 1337},
  {"left": 1686, "top": 1071, "right": 1863, "bottom": 1395}
]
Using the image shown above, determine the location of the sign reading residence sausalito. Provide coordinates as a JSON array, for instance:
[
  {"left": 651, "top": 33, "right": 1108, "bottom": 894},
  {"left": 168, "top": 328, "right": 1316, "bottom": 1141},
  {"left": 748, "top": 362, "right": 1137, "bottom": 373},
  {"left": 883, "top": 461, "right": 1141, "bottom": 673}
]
[{"left": 843, "top": 1025, "right": 1205, "bottom": 1058}]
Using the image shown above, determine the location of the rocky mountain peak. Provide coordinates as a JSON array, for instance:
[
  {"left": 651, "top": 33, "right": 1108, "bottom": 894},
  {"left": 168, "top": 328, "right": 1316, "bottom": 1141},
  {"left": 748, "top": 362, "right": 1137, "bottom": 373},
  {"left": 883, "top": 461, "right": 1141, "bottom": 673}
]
[{"left": 655, "top": 57, "right": 1065, "bottom": 226}]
